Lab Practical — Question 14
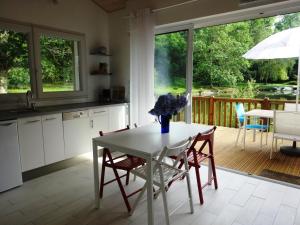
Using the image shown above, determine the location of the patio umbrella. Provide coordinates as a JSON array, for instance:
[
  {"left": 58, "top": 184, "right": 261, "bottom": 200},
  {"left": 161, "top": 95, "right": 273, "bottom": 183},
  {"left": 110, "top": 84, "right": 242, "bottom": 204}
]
[{"left": 243, "top": 26, "right": 300, "bottom": 111}]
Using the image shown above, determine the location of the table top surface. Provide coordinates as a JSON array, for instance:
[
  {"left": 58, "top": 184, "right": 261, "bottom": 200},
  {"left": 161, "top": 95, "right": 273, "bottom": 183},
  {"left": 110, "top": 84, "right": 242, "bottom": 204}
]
[
  {"left": 244, "top": 109, "right": 274, "bottom": 118},
  {"left": 93, "top": 122, "right": 214, "bottom": 158}
]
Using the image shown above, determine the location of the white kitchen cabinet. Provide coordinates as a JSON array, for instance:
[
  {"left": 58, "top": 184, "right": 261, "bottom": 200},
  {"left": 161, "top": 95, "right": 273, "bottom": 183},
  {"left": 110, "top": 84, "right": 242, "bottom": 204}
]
[
  {"left": 109, "top": 105, "right": 127, "bottom": 131},
  {"left": 89, "top": 107, "right": 109, "bottom": 138},
  {"left": 18, "top": 116, "right": 44, "bottom": 172},
  {"left": 42, "top": 113, "right": 65, "bottom": 165},
  {"left": 63, "top": 110, "right": 91, "bottom": 159},
  {"left": 0, "top": 120, "right": 23, "bottom": 191}
]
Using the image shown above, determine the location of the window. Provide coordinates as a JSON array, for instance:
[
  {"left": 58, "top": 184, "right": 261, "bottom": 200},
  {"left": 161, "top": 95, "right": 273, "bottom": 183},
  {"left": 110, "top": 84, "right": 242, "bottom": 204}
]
[
  {"left": 0, "top": 20, "right": 86, "bottom": 101},
  {"left": 40, "top": 35, "right": 80, "bottom": 92},
  {"left": 0, "top": 23, "right": 32, "bottom": 95}
]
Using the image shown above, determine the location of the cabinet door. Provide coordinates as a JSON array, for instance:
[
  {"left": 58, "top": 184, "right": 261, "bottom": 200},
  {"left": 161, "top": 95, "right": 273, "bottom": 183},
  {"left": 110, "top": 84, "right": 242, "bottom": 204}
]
[
  {"left": 90, "top": 107, "right": 109, "bottom": 138},
  {"left": 63, "top": 116, "right": 91, "bottom": 159},
  {"left": 18, "top": 116, "right": 44, "bottom": 172},
  {"left": 42, "top": 114, "right": 65, "bottom": 165},
  {"left": 109, "top": 105, "right": 127, "bottom": 131}
]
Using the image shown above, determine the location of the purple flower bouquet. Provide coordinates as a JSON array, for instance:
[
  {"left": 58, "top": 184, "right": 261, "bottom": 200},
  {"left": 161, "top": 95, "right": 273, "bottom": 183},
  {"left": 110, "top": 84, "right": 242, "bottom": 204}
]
[{"left": 149, "top": 93, "right": 188, "bottom": 133}]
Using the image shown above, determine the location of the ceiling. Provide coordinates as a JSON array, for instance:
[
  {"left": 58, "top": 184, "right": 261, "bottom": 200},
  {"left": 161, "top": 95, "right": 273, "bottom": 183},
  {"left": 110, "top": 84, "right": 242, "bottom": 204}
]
[{"left": 92, "top": 0, "right": 128, "bottom": 13}]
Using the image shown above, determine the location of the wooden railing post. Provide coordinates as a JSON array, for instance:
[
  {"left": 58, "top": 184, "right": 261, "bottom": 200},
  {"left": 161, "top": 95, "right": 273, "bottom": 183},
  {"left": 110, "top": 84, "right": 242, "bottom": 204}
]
[
  {"left": 261, "top": 97, "right": 271, "bottom": 125},
  {"left": 208, "top": 96, "right": 215, "bottom": 125},
  {"left": 261, "top": 97, "right": 271, "bottom": 110}
]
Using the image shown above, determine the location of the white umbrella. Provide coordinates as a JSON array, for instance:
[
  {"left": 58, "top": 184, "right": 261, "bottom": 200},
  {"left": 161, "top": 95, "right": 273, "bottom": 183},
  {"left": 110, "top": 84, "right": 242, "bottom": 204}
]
[{"left": 243, "top": 26, "right": 300, "bottom": 111}]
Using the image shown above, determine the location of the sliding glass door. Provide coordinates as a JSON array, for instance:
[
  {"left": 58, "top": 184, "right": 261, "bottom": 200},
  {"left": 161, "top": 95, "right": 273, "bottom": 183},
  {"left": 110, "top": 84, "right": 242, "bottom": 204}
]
[{"left": 154, "top": 26, "right": 193, "bottom": 122}]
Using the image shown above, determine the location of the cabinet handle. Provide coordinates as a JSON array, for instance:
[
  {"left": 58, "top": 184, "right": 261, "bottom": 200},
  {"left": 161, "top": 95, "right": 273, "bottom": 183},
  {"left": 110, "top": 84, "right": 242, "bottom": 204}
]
[
  {"left": 91, "top": 120, "right": 94, "bottom": 128},
  {"left": 94, "top": 111, "right": 106, "bottom": 114},
  {"left": 25, "top": 119, "right": 40, "bottom": 124},
  {"left": 44, "top": 118, "right": 57, "bottom": 121},
  {"left": 0, "top": 122, "right": 16, "bottom": 127}
]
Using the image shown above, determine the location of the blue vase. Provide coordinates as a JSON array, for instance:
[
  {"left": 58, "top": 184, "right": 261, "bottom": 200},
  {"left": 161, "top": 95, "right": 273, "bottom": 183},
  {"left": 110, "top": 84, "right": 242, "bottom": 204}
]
[{"left": 160, "top": 115, "right": 171, "bottom": 133}]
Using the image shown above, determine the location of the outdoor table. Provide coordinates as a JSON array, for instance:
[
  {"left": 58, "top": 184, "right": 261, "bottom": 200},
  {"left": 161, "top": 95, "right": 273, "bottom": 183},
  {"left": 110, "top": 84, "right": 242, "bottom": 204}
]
[{"left": 92, "top": 122, "right": 214, "bottom": 225}]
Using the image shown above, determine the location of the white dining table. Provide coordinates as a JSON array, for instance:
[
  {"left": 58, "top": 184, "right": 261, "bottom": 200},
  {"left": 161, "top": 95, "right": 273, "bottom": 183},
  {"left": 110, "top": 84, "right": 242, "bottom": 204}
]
[
  {"left": 243, "top": 109, "right": 274, "bottom": 150},
  {"left": 92, "top": 122, "right": 214, "bottom": 225}
]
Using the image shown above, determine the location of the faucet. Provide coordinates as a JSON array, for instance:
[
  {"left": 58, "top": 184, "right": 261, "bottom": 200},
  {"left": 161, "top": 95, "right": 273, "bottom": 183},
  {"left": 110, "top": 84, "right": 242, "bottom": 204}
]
[{"left": 25, "top": 90, "right": 35, "bottom": 110}]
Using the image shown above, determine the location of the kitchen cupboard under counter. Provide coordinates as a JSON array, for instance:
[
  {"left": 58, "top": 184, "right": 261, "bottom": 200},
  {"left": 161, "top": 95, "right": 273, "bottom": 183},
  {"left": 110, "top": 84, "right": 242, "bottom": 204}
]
[{"left": 0, "top": 101, "right": 128, "bottom": 121}]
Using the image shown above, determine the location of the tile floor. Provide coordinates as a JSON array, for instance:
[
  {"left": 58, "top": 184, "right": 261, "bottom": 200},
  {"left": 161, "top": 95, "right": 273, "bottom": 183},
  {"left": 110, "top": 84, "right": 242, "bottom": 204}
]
[{"left": 1, "top": 155, "right": 300, "bottom": 225}]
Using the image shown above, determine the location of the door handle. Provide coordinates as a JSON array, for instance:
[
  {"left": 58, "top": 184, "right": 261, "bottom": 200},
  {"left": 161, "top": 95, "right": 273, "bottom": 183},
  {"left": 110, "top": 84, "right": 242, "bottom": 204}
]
[
  {"left": 0, "top": 122, "right": 16, "bottom": 127},
  {"left": 25, "top": 119, "right": 40, "bottom": 124},
  {"left": 44, "top": 118, "right": 57, "bottom": 121},
  {"left": 94, "top": 111, "right": 106, "bottom": 114}
]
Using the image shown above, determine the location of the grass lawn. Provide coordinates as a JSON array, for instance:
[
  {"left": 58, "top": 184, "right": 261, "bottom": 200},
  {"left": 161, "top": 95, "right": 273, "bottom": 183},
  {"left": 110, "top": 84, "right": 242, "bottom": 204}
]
[{"left": 7, "top": 83, "right": 74, "bottom": 93}]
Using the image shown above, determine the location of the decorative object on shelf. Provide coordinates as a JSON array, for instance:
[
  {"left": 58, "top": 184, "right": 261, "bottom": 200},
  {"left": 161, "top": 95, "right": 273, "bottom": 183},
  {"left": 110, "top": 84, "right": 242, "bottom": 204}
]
[
  {"left": 90, "top": 47, "right": 112, "bottom": 75},
  {"left": 99, "top": 63, "right": 108, "bottom": 74},
  {"left": 149, "top": 93, "right": 188, "bottom": 133}
]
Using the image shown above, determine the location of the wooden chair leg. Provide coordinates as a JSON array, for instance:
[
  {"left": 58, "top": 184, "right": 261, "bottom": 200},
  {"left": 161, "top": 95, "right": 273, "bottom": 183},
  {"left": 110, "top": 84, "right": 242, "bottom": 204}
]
[
  {"left": 126, "top": 171, "right": 130, "bottom": 185},
  {"left": 99, "top": 150, "right": 107, "bottom": 199},
  {"left": 106, "top": 152, "right": 131, "bottom": 212},
  {"left": 210, "top": 156, "right": 218, "bottom": 189},
  {"left": 194, "top": 166, "right": 204, "bottom": 205}
]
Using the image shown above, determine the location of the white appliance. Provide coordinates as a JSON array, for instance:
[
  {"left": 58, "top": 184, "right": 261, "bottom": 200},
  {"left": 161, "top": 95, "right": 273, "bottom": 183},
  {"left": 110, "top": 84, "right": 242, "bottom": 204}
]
[
  {"left": 0, "top": 120, "right": 23, "bottom": 192},
  {"left": 63, "top": 110, "right": 91, "bottom": 159}
]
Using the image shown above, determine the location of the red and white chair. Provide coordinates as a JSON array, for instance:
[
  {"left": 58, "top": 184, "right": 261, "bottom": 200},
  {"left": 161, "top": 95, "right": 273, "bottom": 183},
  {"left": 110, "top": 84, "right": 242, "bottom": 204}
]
[{"left": 99, "top": 126, "right": 146, "bottom": 212}]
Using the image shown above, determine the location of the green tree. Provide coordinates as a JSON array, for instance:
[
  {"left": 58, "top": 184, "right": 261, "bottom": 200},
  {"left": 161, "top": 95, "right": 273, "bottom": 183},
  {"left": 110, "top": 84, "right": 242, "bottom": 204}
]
[
  {"left": 0, "top": 29, "right": 30, "bottom": 92},
  {"left": 155, "top": 31, "right": 187, "bottom": 88},
  {"left": 193, "top": 21, "right": 252, "bottom": 86}
]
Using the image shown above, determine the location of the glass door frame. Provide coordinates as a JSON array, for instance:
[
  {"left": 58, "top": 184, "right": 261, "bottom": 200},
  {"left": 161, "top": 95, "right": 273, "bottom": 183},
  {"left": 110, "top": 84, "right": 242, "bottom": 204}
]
[{"left": 155, "top": 24, "right": 194, "bottom": 123}]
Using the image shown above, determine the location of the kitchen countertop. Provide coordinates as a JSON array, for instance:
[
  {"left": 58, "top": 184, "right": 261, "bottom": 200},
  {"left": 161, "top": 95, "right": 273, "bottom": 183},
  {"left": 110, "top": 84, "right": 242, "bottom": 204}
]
[{"left": 0, "top": 101, "right": 128, "bottom": 121}]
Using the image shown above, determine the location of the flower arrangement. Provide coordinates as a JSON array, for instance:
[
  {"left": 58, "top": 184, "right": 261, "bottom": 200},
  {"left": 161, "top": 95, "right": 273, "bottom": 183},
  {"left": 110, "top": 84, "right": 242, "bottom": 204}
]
[{"left": 149, "top": 93, "right": 188, "bottom": 117}]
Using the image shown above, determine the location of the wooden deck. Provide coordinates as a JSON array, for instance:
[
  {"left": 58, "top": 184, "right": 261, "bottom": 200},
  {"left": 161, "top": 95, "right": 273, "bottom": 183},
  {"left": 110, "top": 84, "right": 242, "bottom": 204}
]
[{"left": 211, "top": 126, "right": 300, "bottom": 178}]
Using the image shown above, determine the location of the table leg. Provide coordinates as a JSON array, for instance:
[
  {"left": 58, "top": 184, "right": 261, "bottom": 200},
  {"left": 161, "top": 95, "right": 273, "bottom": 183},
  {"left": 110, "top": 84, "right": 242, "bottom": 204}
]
[
  {"left": 266, "top": 118, "right": 269, "bottom": 145},
  {"left": 243, "top": 117, "right": 247, "bottom": 150},
  {"left": 146, "top": 157, "right": 154, "bottom": 225},
  {"left": 93, "top": 141, "right": 100, "bottom": 209}
]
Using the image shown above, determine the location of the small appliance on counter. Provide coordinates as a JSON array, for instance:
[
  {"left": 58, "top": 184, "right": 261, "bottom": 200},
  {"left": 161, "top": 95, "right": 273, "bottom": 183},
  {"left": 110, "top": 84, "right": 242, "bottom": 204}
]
[
  {"left": 112, "top": 86, "right": 125, "bottom": 102},
  {"left": 99, "top": 89, "right": 111, "bottom": 103}
]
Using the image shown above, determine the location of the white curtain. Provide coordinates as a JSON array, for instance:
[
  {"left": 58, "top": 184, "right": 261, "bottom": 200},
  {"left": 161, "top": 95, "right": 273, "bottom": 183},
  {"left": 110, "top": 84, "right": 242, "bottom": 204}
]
[{"left": 130, "top": 8, "right": 155, "bottom": 126}]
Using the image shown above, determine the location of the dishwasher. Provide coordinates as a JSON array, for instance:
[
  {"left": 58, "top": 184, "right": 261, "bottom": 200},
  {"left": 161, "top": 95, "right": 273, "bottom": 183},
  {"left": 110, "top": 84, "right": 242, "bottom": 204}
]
[
  {"left": 63, "top": 110, "right": 91, "bottom": 159},
  {"left": 0, "top": 120, "right": 23, "bottom": 192}
]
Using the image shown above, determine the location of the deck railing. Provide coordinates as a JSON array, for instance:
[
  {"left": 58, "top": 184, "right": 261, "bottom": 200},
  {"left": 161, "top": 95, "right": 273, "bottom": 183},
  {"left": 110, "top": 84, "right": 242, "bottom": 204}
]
[{"left": 176, "top": 96, "right": 295, "bottom": 128}]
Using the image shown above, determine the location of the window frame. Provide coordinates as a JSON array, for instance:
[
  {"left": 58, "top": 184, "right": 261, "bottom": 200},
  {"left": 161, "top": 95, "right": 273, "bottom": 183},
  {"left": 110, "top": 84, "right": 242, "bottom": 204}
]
[
  {"left": 0, "top": 19, "right": 87, "bottom": 104},
  {"left": 33, "top": 27, "right": 87, "bottom": 99},
  {"left": 0, "top": 20, "right": 36, "bottom": 103}
]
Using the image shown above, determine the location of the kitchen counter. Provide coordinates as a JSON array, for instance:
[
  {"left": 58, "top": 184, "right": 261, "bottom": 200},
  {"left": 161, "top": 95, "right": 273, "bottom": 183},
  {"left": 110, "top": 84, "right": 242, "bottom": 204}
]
[{"left": 0, "top": 101, "right": 128, "bottom": 121}]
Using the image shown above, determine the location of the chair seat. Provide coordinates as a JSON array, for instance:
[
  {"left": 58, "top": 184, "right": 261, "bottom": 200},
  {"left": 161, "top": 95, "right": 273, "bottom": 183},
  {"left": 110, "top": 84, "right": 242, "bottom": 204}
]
[
  {"left": 274, "top": 133, "right": 300, "bottom": 141},
  {"left": 106, "top": 156, "right": 146, "bottom": 171},
  {"left": 244, "top": 124, "right": 268, "bottom": 130},
  {"left": 187, "top": 152, "right": 210, "bottom": 167},
  {"left": 132, "top": 162, "right": 186, "bottom": 186}
]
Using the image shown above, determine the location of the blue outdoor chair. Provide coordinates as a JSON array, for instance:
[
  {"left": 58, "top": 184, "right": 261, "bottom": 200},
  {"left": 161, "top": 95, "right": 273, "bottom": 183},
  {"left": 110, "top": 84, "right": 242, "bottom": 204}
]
[{"left": 235, "top": 103, "right": 268, "bottom": 148}]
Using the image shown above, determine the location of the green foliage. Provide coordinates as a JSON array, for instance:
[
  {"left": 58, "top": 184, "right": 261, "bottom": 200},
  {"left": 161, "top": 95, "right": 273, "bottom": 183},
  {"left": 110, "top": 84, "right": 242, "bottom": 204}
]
[
  {"left": 40, "top": 35, "right": 75, "bottom": 84},
  {"left": 155, "top": 31, "right": 187, "bottom": 88},
  {"left": 155, "top": 12, "right": 300, "bottom": 91},
  {"left": 193, "top": 21, "right": 253, "bottom": 86},
  {"left": 7, "top": 67, "right": 30, "bottom": 88},
  {"left": 0, "top": 29, "right": 76, "bottom": 93},
  {"left": 232, "top": 79, "right": 258, "bottom": 98},
  {"left": 275, "top": 13, "right": 300, "bottom": 31}
]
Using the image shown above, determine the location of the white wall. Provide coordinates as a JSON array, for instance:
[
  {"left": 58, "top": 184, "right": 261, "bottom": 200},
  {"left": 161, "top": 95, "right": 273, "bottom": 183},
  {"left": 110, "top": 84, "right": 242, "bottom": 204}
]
[{"left": 0, "top": 0, "right": 110, "bottom": 106}]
